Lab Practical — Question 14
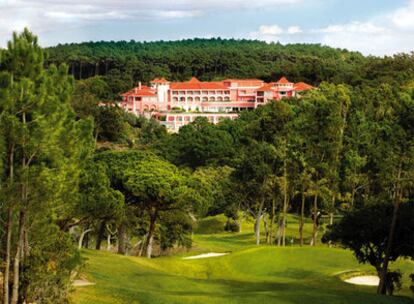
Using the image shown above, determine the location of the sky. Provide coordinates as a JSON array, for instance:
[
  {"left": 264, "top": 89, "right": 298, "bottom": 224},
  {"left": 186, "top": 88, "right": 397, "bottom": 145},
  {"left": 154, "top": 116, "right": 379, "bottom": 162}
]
[{"left": 1, "top": 0, "right": 414, "bottom": 56}]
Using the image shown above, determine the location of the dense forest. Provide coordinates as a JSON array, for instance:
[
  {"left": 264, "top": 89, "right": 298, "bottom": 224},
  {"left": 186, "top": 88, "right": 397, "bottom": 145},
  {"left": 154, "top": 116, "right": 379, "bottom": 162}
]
[
  {"left": 1, "top": 30, "right": 414, "bottom": 304},
  {"left": 45, "top": 39, "right": 414, "bottom": 99}
]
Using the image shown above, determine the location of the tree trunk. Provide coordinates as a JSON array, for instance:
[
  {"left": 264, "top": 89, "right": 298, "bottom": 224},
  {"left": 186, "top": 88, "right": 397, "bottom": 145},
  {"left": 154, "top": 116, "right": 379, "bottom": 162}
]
[
  {"left": 282, "top": 161, "right": 289, "bottom": 247},
  {"left": 78, "top": 61, "right": 83, "bottom": 80},
  {"left": 117, "top": 223, "right": 126, "bottom": 255},
  {"left": 299, "top": 191, "right": 305, "bottom": 247},
  {"left": 311, "top": 192, "right": 318, "bottom": 246},
  {"left": 328, "top": 195, "right": 335, "bottom": 248},
  {"left": 254, "top": 200, "right": 264, "bottom": 245},
  {"left": 269, "top": 198, "right": 276, "bottom": 245},
  {"left": 3, "top": 207, "right": 13, "bottom": 304},
  {"left": 263, "top": 215, "right": 270, "bottom": 244},
  {"left": 3, "top": 144, "right": 14, "bottom": 304},
  {"left": 78, "top": 229, "right": 92, "bottom": 250},
  {"left": 145, "top": 210, "right": 158, "bottom": 258},
  {"left": 254, "top": 213, "right": 261, "bottom": 246},
  {"left": 138, "top": 234, "right": 147, "bottom": 257},
  {"left": 95, "top": 221, "right": 106, "bottom": 250},
  {"left": 107, "top": 234, "right": 111, "bottom": 251},
  {"left": 11, "top": 210, "right": 25, "bottom": 304},
  {"left": 276, "top": 217, "right": 283, "bottom": 246},
  {"left": 377, "top": 166, "right": 403, "bottom": 295}
]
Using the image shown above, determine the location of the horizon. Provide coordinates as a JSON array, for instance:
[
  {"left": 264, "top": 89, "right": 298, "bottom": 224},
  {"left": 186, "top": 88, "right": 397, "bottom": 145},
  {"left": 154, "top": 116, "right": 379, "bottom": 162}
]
[{"left": 1, "top": 0, "right": 414, "bottom": 56}]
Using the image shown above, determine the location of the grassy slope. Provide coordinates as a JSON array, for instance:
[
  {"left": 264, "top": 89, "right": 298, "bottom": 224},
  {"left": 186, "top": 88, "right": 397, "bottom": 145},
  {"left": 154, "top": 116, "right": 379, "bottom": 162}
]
[{"left": 73, "top": 215, "right": 414, "bottom": 304}]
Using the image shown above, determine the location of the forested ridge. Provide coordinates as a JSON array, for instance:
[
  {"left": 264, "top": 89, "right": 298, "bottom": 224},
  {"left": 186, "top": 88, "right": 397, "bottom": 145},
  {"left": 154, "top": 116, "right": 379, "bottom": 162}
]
[
  {"left": 1, "top": 30, "right": 414, "bottom": 304},
  {"left": 45, "top": 38, "right": 414, "bottom": 91}
]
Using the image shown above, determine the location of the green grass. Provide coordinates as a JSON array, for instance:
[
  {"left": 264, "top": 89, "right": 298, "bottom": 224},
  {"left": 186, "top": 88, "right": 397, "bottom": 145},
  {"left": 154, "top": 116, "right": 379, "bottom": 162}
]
[{"left": 73, "top": 215, "right": 414, "bottom": 304}]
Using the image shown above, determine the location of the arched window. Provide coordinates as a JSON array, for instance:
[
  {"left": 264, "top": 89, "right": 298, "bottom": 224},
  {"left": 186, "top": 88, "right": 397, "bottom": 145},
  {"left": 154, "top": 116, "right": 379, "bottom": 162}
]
[
  {"left": 195, "top": 97, "right": 201, "bottom": 101},
  {"left": 209, "top": 96, "right": 216, "bottom": 101},
  {"left": 187, "top": 97, "right": 193, "bottom": 102},
  {"left": 173, "top": 97, "right": 178, "bottom": 102},
  {"left": 180, "top": 97, "right": 185, "bottom": 102},
  {"left": 224, "top": 97, "right": 230, "bottom": 101},
  {"left": 217, "top": 96, "right": 223, "bottom": 101},
  {"left": 202, "top": 97, "right": 208, "bottom": 101}
]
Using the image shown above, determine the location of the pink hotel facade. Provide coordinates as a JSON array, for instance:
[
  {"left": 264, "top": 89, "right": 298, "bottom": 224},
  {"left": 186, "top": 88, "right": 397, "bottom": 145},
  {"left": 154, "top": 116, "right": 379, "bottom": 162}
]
[{"left": 120, "top": 76, "right": 313, "bottom": 132}]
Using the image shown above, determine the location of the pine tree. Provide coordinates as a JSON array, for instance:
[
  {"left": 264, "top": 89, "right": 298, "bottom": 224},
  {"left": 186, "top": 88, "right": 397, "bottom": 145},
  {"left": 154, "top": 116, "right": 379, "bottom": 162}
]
[{"left": 0, "top": 29, "right": 93, "bottom": 303}]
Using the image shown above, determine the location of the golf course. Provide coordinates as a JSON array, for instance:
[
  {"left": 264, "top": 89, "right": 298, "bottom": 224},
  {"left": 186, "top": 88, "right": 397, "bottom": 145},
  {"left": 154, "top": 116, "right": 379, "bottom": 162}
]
[{"left": 73, "top": 216, "right": 414, "bottom": 304}]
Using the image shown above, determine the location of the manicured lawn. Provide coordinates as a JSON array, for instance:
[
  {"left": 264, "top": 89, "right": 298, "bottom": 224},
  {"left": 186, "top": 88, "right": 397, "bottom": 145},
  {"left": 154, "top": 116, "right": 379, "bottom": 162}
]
[{"left": 73, "top": 216, "right": 414, "bottom": 304}]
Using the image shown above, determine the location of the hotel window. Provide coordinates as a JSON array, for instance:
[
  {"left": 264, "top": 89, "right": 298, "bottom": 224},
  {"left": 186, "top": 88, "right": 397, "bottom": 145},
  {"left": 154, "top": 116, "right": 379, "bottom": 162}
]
[
  {"left": 179, "top": 91, "right": 185, "bottom": 94},
  {"left": 202, "top": 90, "right": 208, "bottom": 95},
  {"left": 217, "top": 90, "right": 223, "bottom": 94},
  {"left": 195, "top": 97, "right": 201, "bottom": 101},
  {"left": 187, "top": 91, "right": 193, "bottom": 95},
  {"left": 194, "top": 91, "right": 201, "bottom": 95}
]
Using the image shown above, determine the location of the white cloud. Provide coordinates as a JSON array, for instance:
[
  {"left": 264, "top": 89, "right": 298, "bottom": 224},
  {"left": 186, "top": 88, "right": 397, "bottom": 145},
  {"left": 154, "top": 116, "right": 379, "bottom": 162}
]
[
  {"left": 318, "top": 21, "right": 389, "bottom": 35},
  {"left": 157, "top": 10, "right": 202, "bottom": 19},
  {"left": 250, "top": 1, "right": 414, "bottom": 56},
  {"left": 259, "top": 25, "right": 284, "bottom": 35},
  {"left": 287, "top": 26, "right": 302, "bottom": 34},
  {"left": 249, "top": 24, "right": 303, "bottom": 41},
  {"left": 0, "top": 0, "right": 303, "bottom": 46}
]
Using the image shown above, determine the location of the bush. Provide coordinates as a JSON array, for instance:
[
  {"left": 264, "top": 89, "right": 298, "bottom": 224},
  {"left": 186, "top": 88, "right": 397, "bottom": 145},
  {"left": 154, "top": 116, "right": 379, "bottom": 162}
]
[
  {"left": 194, "top": 215, "right": 226, "bottom": 234},
  {"left": 224, "top": 220, "right": 239, "bottom": 232}
]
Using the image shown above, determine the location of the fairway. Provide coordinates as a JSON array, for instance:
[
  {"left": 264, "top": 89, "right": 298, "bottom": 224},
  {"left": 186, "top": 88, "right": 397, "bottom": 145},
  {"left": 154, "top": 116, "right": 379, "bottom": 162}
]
[{"left": 73, "top": 217, "right": 414, "bottom": 304}]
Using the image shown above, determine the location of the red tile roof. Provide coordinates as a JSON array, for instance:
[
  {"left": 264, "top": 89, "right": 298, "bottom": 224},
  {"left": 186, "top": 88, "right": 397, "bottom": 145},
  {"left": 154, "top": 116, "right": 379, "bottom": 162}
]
[
  {"left": 256, "top": 83, "right": 275, "bottom": 91},
  {"left": 188, "top": 77, "right": 201, "bottom": 83},
  {"left": 277, "top": 77, "right": 291, "bottom": 84},
  {"left": 223, "top": 79, "right": 263, "bottom": 83},
  {"left": 151, "top": 77, "right": 169, "bottom": 83},
  {"left": 294, "top": 82, "right": 314, "bottom": 91},
  {"left": 122, "top": 86, "right": 157, "bottom": 97},
  {"left": 170, "top": 78, "right": 228, "bottom": 90}
]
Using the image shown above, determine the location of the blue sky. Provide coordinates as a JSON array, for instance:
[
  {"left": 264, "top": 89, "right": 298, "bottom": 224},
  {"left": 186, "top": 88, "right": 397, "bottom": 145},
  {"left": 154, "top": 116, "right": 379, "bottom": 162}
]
[{"left": 1, "top": 0, "right": 413, "bottom": 55}]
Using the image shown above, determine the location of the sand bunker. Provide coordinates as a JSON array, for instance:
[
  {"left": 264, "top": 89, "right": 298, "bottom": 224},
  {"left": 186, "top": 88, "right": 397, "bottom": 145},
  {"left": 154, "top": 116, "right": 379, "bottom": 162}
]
[
  {"left": 344, "top": 275, "right": 379, "bottom": 286},
  {"left": 183, "top": 252, "right": 229, "bottom": 260},
  {"left": 73, "top": 279, "right": 96, "bottom": 287}
]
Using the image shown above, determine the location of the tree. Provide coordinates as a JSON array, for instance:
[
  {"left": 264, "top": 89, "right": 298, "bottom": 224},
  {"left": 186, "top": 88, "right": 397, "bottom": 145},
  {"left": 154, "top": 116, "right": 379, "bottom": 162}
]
[
  {"left": 232, "top": 141, "right": 277, "bottom": 245},
  {"left": 323, "top": 202, "right": 414, "bottom": 295},
  {"left": 168, "top": 117, "right": 236, "bottom": 169},
  {"left": 75, "top": 161, "right": 124, "bottom": 250},
  {"left": 295, "top": 83, "right": 350, "bottom": 246},
  {"left": 0, "top": 29, "right": 93, "bottom": 303},
  {"left": 124, "top": 155, "right": 194, "bottom": 258},
  {"left": 93, "top": 150, "right": 150, "bottom": 255}
]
